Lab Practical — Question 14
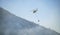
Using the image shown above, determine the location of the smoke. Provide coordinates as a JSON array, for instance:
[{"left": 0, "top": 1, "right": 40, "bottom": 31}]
[
  {"left": 0, "top": 26, "right": 41, "bottom": 35},
  {"left": 1, "top": 26, "right": 59, "bottom": 35}
]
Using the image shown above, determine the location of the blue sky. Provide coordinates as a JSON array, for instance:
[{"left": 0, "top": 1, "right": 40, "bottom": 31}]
[{"left": 0, "top": 0, "right": 60, "bottom": 33}]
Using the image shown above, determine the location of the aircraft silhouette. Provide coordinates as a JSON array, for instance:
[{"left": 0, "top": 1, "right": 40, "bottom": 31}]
[
  {"left": 32, "top": 8, "right": 40, "bottom": 22},
  {"left": 33, "top": 9, "right": 38, "bottom": 13}
]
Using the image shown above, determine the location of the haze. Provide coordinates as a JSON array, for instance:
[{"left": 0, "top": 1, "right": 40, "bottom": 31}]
[{"left": 0, "top": 0, "right": 60, "bottom": 33}]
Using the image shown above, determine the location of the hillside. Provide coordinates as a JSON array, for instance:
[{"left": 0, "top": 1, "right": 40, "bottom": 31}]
[{"left": 0, "top": 7, "right": 60, "bottom": 35}]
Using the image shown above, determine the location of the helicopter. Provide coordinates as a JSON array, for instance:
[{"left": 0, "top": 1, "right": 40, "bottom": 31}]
[
  {"left": 32, "top": 8, "right": 40, "bottom": 22},
  {"left": 33, "top": 8, "right": 38, "bottom": 13}
]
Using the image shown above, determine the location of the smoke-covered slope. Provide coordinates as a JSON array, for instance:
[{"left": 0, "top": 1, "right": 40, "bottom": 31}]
[{"left": 0, "top": 7, "right": 60, "bottom": 35}]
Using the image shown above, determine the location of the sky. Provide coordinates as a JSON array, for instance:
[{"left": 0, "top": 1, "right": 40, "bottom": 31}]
[{"left": 0, "top": 0, "right": 60, "bottom": 33}]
